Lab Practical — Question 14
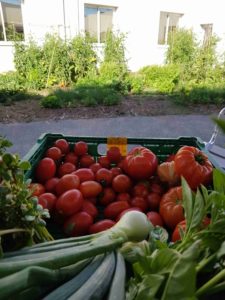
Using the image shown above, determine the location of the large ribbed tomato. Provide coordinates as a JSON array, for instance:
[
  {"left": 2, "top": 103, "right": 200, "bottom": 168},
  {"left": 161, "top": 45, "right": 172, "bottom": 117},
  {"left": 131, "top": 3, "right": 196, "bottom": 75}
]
[
  {"left": 123, "top": 146, "right": 158, "bottom": 180},
  {"left": 159, "top": 186, "right": 184, "bottom": 229},
  {"left": 174, "top": 146, "right": 213, "bottom": 189}
]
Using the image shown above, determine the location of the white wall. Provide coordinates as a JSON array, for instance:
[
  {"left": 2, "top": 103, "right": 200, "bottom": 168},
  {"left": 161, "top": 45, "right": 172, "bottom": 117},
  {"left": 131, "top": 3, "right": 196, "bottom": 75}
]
[{"left": 0, "top": 42, "right": 15, "bottom": 73}]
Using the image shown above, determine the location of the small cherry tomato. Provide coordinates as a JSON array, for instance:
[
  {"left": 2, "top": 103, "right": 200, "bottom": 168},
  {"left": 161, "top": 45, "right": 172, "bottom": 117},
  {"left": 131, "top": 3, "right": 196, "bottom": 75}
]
[
  {"left": 64, "top": 211, "right": 93, "bottom": 236},
  {"left": 98, "top": 156, "right": 111, "bottom": 169},
  {"left": 146, "top": 211, "right": 164, "bottom": 227},
  {"left": 112, "top": 174, "right": 132, "bottom": 193},
  {"left": 110, "top": 167, "right": 122, "bottom": 178},
  {"left": 130, "top": 196, "right": 148, "bottom": 212},
  {"left": 55, "top": 174, "right": 80, "bottom": 196},
  {"left": 82, "top": 200, "right": 98, "bottom": 219},
  {"left": 57, "top": 162, "right": 76, "bottom": 177},
  {"left": 30, "top": 183, "right": 45, "bottom": 196},
  {"left": 45, "top": 177, "right": 60, "bottom": 193},
  {"left": 89, "top": 163, "right": 102, "bottom": 174},
  {"left": 64, "top": 152, "right": 79, "bottom": 165},
  {"left": 107, "top": 146, "right": 122, "bottom": 164},
  {"left": 95, "top": 168, "right": 113, "bottom": 187},
  {"left": 54, "top": 139, "right": 70, "bottom": 154},
  {"left": 38, "top": 192, "right": 57, "bottom": 211},
  {"left": 35, "top": 158, "right": 56, "bottom": 183},
  {"left": 56, "top": 189, "right": 83, "bottom": 216},
  {"left": 146, "top": 192, "right": 161, "bottom": 211},
  {"left": 99, "top": 187, "right": 116, "bottom": 206},
  {"left": 79, "top": 154, "right": 95, "bottom": 168},
  {"left": 45, "top": 146, "right": 62, "bottom": 161},
  {"left": 89, "top": 219, "right": 116, "bottom": 234},
  {"left": 104, "top": 201, "right": 130, "bottom": 219},
  {"left": 74, "top": 141, "right": 88, "bottom": 156},
  {"left": 116, "top": 192, "right": 131, "bottom": 203},
  {"left": 79, "top": 181, "right": 103, "bottom": 198},
  {"left": 132, "top": 183, "right": 149, "bottom": 198},
  {"left": 73, "top": 168, "right": 95, "bottom": 182}
]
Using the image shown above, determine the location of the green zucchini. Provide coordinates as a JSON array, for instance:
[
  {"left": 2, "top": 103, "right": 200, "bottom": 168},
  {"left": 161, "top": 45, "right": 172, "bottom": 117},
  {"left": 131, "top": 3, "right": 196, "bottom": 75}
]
[
  {"left": 107, "top": 251, "right": 126, "bottom": 300},
  {"left": 68, "top": 252, "right": 116, "bottom": 300},
  {"left": 43, "top": 254, "right": 105, "bottom": 300}
]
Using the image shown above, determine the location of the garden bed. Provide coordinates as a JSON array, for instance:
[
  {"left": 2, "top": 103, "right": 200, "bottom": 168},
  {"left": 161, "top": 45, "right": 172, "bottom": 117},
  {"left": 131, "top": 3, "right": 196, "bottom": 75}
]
[{"left": 0, "top": 95, "right": 224, "bottom": 124}]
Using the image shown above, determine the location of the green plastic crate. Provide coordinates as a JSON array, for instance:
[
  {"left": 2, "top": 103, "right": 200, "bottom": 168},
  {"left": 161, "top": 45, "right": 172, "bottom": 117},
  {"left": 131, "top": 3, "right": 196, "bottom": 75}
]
[
  {"left": 23, "top": 133, "right": 222, "bottom": 239},
  {"left": 23, "top": 132, "right": 217, "bottom": 180}
]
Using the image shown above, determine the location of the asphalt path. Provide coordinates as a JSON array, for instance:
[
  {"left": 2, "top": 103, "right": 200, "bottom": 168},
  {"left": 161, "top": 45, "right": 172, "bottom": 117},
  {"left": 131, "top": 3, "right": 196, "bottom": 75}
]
[{"left": 1, "top": 115, "right": 224, "bottom": 158}]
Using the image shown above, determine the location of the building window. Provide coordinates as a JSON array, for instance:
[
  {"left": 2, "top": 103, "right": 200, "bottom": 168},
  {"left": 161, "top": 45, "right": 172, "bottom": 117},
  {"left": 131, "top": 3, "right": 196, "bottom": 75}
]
[
  {"left": 84, "top": 5, "right": 115, "bottom": 43},
  {"left": 201, "top": 24, "right": 213, "bottom": 47},
  {"left": 158, "top": 11, "right": 183, "bottom": 45},
  {"left": 0, "top": 0, "right": 24, "bottom": 41}
]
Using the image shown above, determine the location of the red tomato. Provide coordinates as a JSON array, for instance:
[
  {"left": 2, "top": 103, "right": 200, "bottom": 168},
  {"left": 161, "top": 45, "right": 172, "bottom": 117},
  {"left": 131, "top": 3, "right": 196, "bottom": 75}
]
[
  {"left": 82, "top": 200, "right": 98, "bottom": 219},
  {"left": 54, "top": 139, "right": 70, "bottom": 154},
  {"left": 116, "top": 207, "right": 142, "bottom": 221},
  {"left": 89, "top": 219, "right": 116, "bottom": 234},
  {"left": 98, "top": 156, "right": 111, "bottom": 169},
  {"left": 107, "top": 146, "right": 122, "bottom": 164},
  {"left": 45, "top": 147, "right": 62, "bottom": 161},
  {"left": 146, "top": 211, "right": 164, "bottom": 227},
  {"left": 110, "top": 167, "right": 122, "bottom": 178},
  {"left": 104, "top": 201, "right": 130, "bottom": 219},
  {"left": 146, "top": 192, "right": 161, "bottom": 211},
  {"left": 149, "top": 177, "right": 165, "bottom": 195},
  {"left": 116, "top": 192, "right": 131, "bottom": 203},
  {"left": 99, "top": 187, "right": 116, "bottom": 206},
  {"left": 73, "top": 168, "right": 95, "bottom": 182},
  {"left": 166, "top": 154, "right": 176, "bottom": 162},
  {"left": 171, "top": 220, "right": 186, "bottom": 242},
  {"left": 55, "top": 174, "right": 80, "bottom": 195},
  {"left": 130, "top": 196, "right": 148, "bottom": 212},
  {"left": 35, "top": 158, "right": 56, "bottom": 183},
  {"left": 64, "top": 211, "right": 93, "bottom": 236},
  {"left": 74, "top": 141, "right": 88, "bottom": 156},
  {"left": 57, "top": 162, "right": 76, "bottom": 177},
  {"left": 85, "top": 197, "right": 97, "bottom": 205},
  {"left": 123, "top": 146, "right": 158, "bottom": 180},
  {"left": 157, "top": 161, "right": 180, "bottom": 186},
  {"left": 45, "top": 177, "right": 60, "bottom": 193},
  {"left": 64, "top": 152, "right": 78, "bottom": 165},
  {"left": 95, "top": 168, "right": 113, "bottom": 187},
  {"left": 174, "top": 146, "right": 213, "bottom": 190},
  {"left": 112, "top": 174, "right": 132, "bottom": 193},
  {"left": 79, "top": 181, "right": 103, "bottom": 198},
  {"left": 30, "top": 183, "right": 45, "bottom": 196},
  {"left": 159, "top": 186, "right": 184, "bottom": 229},
  {"left": 38, "top": 192, "right": 57, "bottom": 211},
  {"left": 89, "top": 163, "right": 102, "bottom": 174},
  {"left": 132, "top": 183, "right": 149, "bottom": 198},
  {"left": 79, "top": 154, "right": 95, "bottom": 168},
  {"left": 56, "top": 189, "right": 83, "bottom": 216}
]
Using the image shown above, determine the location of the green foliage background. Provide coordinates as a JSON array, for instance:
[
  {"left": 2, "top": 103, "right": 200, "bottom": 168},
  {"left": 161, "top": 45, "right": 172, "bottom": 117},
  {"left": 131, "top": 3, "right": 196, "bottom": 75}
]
[{"left": 0, "top": 28, "right": 225, "bottom": 107}]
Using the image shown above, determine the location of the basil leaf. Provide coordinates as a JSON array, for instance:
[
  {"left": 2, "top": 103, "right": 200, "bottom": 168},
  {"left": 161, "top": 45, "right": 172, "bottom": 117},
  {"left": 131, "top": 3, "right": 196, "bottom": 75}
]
[{"left": 181, "top": 177, "right": 193, "bottom": 228}]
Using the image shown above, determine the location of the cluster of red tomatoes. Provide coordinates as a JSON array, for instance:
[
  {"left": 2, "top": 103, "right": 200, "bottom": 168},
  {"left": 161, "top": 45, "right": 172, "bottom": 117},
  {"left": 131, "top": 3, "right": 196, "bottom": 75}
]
[{"left": 30, "top": 138, "right": 213, "bottom": 241}]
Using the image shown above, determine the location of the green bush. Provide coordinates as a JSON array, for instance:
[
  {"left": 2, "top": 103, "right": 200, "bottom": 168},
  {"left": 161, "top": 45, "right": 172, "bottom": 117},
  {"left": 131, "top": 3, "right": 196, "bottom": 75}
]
[
  {"left": 128, "top": 73, "right": 145, "bottom": 94},
  {"left": 41, "top": 81, "right": 122, "bottom": 108},
  {"left": 170, "top": 85, "right": 225, "bottom": 105},
  {"left": 139, "top": 64, "right": 180, "bottom": 93}
]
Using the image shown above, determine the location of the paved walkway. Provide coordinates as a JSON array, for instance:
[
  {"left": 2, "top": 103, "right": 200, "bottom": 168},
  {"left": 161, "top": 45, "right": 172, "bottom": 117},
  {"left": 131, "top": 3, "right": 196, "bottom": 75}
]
[{"left": 1, "top": 115, "right": 224, "bottom": 158}]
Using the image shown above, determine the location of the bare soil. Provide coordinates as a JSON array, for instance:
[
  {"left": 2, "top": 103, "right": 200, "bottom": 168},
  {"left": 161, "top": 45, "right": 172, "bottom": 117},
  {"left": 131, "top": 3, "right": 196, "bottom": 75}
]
[{"left": 0, "top": 95, "right": 224, "bottom": 124}]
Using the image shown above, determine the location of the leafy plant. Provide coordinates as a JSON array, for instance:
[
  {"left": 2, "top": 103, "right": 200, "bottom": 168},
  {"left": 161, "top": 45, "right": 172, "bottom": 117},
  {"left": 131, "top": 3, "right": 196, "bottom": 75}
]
[{"left": 0, "top": 136, "right": 53, "bottom": 254}]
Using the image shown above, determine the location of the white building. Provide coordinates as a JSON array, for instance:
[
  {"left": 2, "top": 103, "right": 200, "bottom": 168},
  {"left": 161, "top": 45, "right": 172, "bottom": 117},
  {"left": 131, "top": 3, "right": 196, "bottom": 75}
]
[{"left": 1, "top": 0, "right": 225, "bottom": 73}]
